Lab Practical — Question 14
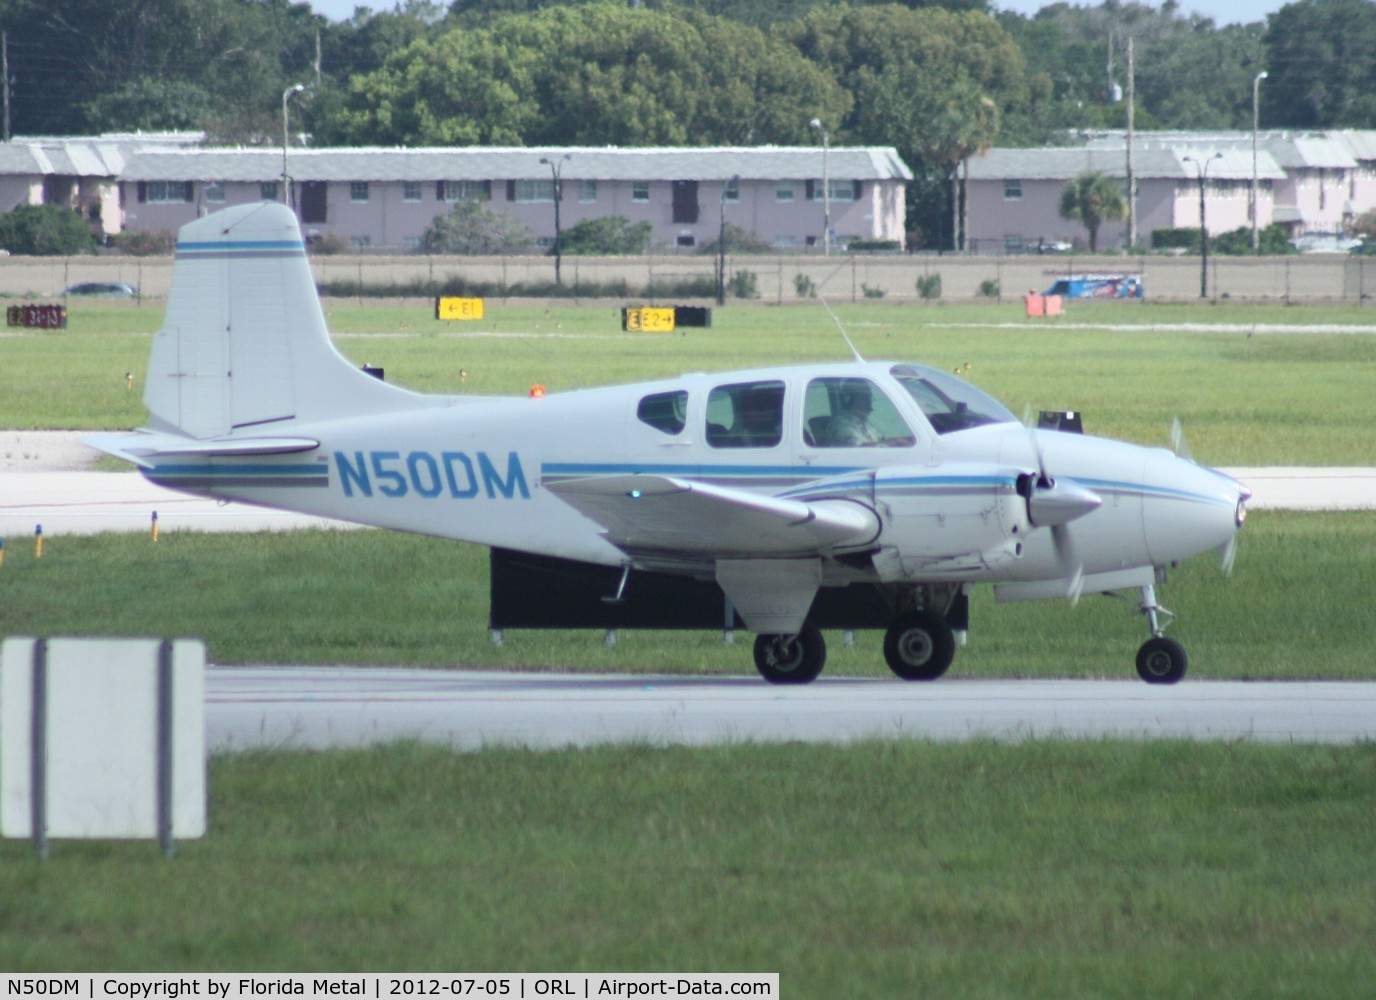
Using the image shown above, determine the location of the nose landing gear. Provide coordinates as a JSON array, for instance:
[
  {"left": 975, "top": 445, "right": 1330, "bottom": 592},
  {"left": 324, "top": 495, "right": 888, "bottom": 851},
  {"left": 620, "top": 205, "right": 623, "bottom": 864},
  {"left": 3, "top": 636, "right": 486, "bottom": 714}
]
[{"left": 1135, "top": 583, "right": 1187, "bottom": 684}]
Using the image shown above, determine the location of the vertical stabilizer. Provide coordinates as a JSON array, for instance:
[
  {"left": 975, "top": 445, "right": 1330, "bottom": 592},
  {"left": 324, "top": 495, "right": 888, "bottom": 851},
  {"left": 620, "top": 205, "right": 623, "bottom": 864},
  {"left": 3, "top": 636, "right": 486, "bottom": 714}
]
[{"left": 144, "top": 202, "right": 418, "bottom": 438}]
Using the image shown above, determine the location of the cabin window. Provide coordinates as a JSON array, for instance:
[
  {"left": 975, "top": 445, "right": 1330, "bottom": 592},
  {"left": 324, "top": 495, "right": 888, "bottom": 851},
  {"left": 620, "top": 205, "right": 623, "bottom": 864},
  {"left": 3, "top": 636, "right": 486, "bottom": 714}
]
[
  {"left": 637, "top": 390, "right": 688, "bottom": 435},
  {"left": 706, "top": 381, "right": 784, "bottom": 449},
  {"left": 803, "top": 377, "right": 915, "bottom": 448}
]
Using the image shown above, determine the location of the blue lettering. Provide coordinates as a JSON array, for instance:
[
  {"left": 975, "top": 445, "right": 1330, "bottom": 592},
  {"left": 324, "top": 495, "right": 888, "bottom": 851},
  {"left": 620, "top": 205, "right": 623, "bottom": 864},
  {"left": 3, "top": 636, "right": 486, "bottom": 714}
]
[
  {"left": 372, "top": 451, "right": 407, "bottom": 497},
  {"left": 479, "top": 451, "right": 530, "bottom": 499},
  {"left": 336, "top": 452, "right": 372, "bottom": 497},
  {"left": 443, "top": 452, "right": 479, "bottom": 498},
  {"left": 336, "top": 450, "right": 528, "bottom": 501},
  {"left": 408, "top": 452, "right": 442, "bottom": 498}
]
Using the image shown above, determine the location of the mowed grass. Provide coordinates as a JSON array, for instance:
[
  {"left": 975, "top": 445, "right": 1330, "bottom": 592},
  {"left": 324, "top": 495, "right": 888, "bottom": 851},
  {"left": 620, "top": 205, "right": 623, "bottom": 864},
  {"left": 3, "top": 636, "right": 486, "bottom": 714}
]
[
  {"left": 2, "top": 739, "right": 1376, "bottom": 996},
  {"left": 2, "top": 510, "right": 1371, "bottom": 679},
  {"left": 3, "top": 298, "right": 1376, "bottom": 464}
]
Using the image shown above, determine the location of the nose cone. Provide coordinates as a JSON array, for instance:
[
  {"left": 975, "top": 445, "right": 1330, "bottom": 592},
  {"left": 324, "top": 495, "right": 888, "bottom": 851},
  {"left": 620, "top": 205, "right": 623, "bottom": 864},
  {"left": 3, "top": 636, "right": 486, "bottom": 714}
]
[{"left": 1143, "top": 453, "right": 1249, "bottom": 565}]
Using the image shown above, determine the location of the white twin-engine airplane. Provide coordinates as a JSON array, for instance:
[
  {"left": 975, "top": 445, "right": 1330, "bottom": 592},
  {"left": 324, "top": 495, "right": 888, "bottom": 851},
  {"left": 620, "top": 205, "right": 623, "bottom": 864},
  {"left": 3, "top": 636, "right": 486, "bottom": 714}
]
[{"left": 89, "top": 203, "right": 1250, "bottom": 685}]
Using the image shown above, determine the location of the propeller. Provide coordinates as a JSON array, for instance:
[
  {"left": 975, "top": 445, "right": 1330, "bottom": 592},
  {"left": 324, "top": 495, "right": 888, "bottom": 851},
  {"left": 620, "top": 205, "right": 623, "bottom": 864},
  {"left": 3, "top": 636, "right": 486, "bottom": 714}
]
[
  {"left": 1217, "top": 536, "right": 1238, "bottom": 577},
  {"left": 1019, "top": 418, "right": 1099, "bottom": 605}
]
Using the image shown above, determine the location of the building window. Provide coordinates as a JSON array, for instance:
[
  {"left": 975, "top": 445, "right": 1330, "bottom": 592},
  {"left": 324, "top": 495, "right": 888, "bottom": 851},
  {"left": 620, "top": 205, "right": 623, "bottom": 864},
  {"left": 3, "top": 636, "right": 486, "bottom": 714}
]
[
  {"left": 349, "top": 235, "right": 371, "bottom": 249},
  {"left": 403, "top": 236, "right": 422, "bottom": 251},
  {"left": 776, "top": 182, "right": 795, "bottom": 203},
  {"left": 260, "top": 182, "right": 279, "bottom": 201},
  {"left": 811, "top": 179, "right": 856, "bottom": 202},
  {"left": 632, "top": 181, "right": 650, "bottom": 203},
  {"left": 404, "top": 182, "right": 422, "bottom": 202},
  {"left": 444, "top": 180, "right": 489, "bottom": 202},
  {"left": 1003, "top": 234, "right": 1023, "bottom": 254},
  {"left": 723, "top": 178, "right": 740, "bottom": 203},
  {"left": 1004, "top": 179, "right": 1023, "bottom": 201},
  {"left": 350, "top": 182, "right": 370, "bottom": 203},
  {"left": 514, "top": 178, "right": 555, "bottom": 203},
  {"left": 147, "top": 181, "right": 193, "bottom": 204},
  {"left": 579, "top": 180, "right": 598, "bottom": 203},
  {"left": 203, "top": 181, "right": 225, "bottom": 204},
  {"left": 677, "top": 234, "right": 696, "bottom": 247}
]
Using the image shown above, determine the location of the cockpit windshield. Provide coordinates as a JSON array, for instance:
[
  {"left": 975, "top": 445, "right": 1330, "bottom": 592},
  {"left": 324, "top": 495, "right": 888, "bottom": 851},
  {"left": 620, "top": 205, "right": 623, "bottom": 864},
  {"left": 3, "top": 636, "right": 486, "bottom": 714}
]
[{"left": 889, "top": 364, "right": 1018, "bottom": 435}]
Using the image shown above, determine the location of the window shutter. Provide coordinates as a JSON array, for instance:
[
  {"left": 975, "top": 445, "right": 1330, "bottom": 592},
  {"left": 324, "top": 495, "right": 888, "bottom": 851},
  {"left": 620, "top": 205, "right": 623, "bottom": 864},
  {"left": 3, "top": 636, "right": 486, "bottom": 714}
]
[
  {"left": 506, "top": 180, "right": 516, "bottom": 201},
  {"left": 183, "top": 181, "right": 194, "bottom": 203},
  {"left": 137, "top": 182, "right": 147, "bottom": 204},
  {"left": 805, "top": 180, "right": 814, "bottom": 201},
  {"left": 482, "top": 180, "right": 492, "bottom": 200},
  {"left": 437, "top": 181, "right": 446, "bottom": 201},
  {"left": 853, "top": 180, "right": 863, "bottom": 199}
]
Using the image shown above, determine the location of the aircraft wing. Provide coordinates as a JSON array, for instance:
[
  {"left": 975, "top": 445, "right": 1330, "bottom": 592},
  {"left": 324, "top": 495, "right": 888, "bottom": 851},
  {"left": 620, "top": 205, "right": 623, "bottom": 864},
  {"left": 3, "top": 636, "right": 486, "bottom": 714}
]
[{"left": 544, "top": 474, "right": 879, "bottom": 559}]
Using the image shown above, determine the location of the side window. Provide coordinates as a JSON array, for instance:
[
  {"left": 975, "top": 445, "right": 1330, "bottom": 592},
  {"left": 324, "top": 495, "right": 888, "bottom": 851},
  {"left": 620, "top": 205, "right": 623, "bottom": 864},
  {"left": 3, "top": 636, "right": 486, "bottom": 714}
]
[
  {"left": 637, "top": 390, "right": 688, "bottom": 435},
  {"left": 706, "top": 381, "right": 784, "bottom": 449},
  {"left": 803, "top": 377, "right": 915, "bottom": 448}
]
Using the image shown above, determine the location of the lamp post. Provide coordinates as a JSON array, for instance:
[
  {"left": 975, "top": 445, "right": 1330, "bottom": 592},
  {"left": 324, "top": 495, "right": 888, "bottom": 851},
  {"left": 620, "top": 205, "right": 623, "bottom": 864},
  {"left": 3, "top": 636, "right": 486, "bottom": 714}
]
[
  {"left": 1252, "top": 70, "right": 1269, "bottom": 254},
  {"left": 539, "top": 154, "right": 571, "bottom": 285},
  {"left": 810, "top": 118, "right": 830, "bottom": 256},
  {"left": 1182, "top": 152, "right": 1223, "bottom": 299},
  {"left": 717, "top": 174, "right": 740, "bottom": 306},
  {"left": 281, "top": 83, "right": 305, "bottom": 210}
]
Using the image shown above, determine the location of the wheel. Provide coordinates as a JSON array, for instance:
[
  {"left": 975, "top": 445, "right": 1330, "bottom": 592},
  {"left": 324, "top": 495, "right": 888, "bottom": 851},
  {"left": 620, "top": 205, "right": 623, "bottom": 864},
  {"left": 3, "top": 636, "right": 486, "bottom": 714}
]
[
  {"left": 883, "top": 610, "right": 956, "bottom": 681},
  {"left": 1136, "top": 636, "right": 1188, "bottom": 685},
  {"left": 753, "top": 623, "right": 826, "bottom": 684}
]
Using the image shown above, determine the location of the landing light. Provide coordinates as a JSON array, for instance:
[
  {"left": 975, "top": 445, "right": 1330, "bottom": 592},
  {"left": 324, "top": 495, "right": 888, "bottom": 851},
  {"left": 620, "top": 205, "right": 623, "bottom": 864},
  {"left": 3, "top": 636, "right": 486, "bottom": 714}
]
[{"left": 529, "top": 384, "right": 546, "bottom": 398}]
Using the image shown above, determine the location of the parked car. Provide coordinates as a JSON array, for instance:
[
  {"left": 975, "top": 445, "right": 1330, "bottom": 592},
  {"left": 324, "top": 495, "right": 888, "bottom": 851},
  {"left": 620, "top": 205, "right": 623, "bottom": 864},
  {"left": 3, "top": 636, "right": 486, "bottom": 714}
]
[{"left": 63, "top": 281, "right": 138, "bottom": 298}]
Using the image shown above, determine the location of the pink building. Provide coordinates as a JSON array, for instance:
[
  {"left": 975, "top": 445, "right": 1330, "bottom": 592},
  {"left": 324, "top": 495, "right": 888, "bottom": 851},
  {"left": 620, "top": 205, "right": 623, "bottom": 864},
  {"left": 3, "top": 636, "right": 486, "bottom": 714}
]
[
  {"left": 964, "top": 131, "right": 1376, "bottom": 253},
  {"left": 0, "top": 139, "right": 911, "bottom": 253}
]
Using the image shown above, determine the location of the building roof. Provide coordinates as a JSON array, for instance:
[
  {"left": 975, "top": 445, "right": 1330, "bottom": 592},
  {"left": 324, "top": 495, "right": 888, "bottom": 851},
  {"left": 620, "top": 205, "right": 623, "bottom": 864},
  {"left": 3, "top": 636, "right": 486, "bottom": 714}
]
[
  {"left": 117, "top": 145, "right": 914, "bottom": 184},
  {"left": 966, "top": 144, "right": 1286, "bottom": 182}
]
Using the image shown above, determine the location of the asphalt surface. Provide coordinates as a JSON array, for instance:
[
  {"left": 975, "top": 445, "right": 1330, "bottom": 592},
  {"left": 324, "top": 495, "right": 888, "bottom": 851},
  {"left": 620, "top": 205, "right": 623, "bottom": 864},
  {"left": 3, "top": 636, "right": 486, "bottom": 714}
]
[{"left": 207, "top": 668, "right": 1376, "bottom": 749}]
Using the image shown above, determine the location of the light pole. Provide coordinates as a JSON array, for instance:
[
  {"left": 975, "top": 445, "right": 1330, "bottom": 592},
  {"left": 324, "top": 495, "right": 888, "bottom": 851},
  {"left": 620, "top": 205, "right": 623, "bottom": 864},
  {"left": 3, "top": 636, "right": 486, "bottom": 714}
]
[
  {"left": 810, "top": 118, "right": 830, "bottom": 256},
  {"left": 281, "top": 83, "right": 305, "bottom": 210},
  {"left": 539, "top": 154, "right": 571, "bottom": 285},
  {"left": 1183, "top": 152, "right": 1223, "bottom": 299},
  {"left": 717, "top": 174, "right": 740, "bottom": 306},
  {"left": 1252, "top": 70, "right": 1268, "bottom": 254}
]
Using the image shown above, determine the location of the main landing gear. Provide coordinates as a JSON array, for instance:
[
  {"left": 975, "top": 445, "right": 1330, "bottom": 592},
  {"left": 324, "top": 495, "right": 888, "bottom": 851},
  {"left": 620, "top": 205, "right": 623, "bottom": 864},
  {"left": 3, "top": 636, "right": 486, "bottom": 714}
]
[{"left": 752, "top": 608, "right": 960, "bottom": 685}]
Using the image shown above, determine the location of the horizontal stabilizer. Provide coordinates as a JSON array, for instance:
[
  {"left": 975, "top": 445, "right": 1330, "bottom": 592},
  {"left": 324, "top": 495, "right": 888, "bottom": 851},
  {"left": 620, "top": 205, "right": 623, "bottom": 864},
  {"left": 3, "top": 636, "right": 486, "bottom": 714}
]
[
  {"left": 84, "top": 431, "right": 319, "bottom": 468},
  {"left": 545, "top": 474, "right": 879, "bottom": 558}
]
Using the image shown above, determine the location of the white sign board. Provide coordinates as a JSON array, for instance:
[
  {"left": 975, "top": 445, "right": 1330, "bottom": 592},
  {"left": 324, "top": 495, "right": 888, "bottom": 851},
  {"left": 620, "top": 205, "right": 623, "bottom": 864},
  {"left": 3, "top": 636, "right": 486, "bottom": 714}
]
[{"left": 1, "top": 637, "right": 206, "bottom": 846}]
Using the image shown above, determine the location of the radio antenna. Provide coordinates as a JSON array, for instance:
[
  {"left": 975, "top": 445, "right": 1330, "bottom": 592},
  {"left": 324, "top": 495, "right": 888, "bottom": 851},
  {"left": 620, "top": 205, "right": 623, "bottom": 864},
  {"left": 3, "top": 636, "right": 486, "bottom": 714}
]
[{"left": 817, "top": 292, "right": 865, "bottom": 363}]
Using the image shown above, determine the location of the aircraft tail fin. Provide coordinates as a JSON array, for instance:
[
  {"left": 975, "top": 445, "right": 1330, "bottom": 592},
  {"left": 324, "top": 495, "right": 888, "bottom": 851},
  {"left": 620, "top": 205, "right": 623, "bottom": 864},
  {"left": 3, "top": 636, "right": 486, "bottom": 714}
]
[{"left": 144, "top": 201, "right": 420, "bottom": 439}]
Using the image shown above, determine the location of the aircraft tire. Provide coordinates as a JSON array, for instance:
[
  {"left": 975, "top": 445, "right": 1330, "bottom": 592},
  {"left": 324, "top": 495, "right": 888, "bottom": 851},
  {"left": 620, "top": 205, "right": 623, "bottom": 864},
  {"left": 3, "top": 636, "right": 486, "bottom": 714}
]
[
  {"left": 753, "top": 623, "right": 826, "bottom": 684},
  {"left": 883, "top": 610, "right": 956, "bottom": 681},
  {"left": 1136, "top": 636, "right": 1188, "bottom": 684}
]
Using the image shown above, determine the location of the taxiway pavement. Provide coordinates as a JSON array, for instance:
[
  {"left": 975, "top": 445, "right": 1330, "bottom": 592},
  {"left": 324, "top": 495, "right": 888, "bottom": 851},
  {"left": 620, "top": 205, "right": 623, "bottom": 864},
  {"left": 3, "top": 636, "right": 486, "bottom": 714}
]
[{"left": 208, "top": 668, "right": 1376, "bottom": 749}]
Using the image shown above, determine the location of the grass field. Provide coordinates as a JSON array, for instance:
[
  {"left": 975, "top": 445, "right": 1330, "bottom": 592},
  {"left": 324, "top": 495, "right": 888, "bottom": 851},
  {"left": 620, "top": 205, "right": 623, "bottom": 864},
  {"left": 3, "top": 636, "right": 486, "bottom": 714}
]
[
  {"left": 3, "top": 298, "right": 1376, "bottom": 464},
  {"left": 3, "top": 740, "right": 1375, "bottom": 996},
  {"left": 1, "top": 510, "right": 1372, "bottom": 679}
]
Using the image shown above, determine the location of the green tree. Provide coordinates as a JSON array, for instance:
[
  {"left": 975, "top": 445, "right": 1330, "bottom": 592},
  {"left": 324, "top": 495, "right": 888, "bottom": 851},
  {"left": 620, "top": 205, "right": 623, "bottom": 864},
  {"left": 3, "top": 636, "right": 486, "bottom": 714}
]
[
  {"left": 780, "top": 4, "right": 1027, "bottom": 248},
  {"left": 559, "top": 217, "right": 652, "bottom": 255},
  {"left": 420, "top": 199, "right": 535, "bottom": 255},
  {"left": 1263, "top": 0, "right": 1376, "bottom": 127},
  {"left": 334, "top": 3, "right": 847, "bottom": 146},
  {"left": 1058, "top": 171, "right": 1126, "bottom": 252},
  {"left": 0, "top": 204, "right": 97, "bottom": 255}
]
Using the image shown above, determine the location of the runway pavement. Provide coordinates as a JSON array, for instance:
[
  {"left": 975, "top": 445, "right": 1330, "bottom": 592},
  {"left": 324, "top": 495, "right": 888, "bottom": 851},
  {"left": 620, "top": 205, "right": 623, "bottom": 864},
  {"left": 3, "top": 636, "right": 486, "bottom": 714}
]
[{"left": 207, "top": 668, "right": 1376, "bottom": 749}]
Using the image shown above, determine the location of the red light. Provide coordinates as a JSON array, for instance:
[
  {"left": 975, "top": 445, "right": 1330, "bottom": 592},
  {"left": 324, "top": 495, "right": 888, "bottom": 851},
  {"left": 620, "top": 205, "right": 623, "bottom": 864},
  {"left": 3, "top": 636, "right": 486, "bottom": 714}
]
[{"left": 529, "top": 384, "right": 546, "bottom": 398}]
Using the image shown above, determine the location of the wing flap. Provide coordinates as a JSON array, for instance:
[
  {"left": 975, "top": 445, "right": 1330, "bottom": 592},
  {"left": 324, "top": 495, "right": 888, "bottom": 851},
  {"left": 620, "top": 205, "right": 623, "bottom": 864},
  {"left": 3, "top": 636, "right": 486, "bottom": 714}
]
[{"left": 545, "top": 474, "right": 879, "bottom": 558}]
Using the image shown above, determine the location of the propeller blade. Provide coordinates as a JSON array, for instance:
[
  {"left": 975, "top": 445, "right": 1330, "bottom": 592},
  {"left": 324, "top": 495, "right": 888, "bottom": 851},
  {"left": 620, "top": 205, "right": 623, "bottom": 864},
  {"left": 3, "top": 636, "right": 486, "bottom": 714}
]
[
  {"left": 1218, "top": 536, "right": 1237, "bottom": 577},
  {"left": 1066, "top": 563, "right": 1084, "bottom": 607},
  {"left": 1170, "top": 417, "right": 1194, "bottom": 463}
]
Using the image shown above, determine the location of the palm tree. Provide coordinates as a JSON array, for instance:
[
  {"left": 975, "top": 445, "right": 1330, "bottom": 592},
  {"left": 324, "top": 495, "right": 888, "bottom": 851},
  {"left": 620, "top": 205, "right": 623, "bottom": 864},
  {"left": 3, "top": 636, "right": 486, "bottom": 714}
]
[{"left": 1058, "top": 171, "right": 1127, "bottom": 252}]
